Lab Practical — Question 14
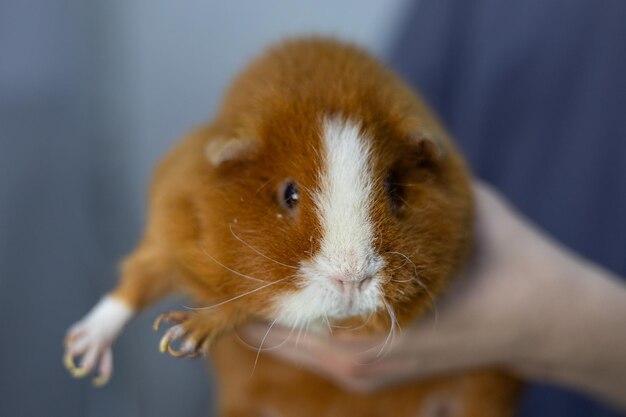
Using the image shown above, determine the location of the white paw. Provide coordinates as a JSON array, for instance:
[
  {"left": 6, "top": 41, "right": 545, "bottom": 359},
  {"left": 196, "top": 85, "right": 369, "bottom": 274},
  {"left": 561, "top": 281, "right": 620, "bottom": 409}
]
[{"left": 64, "top": 296, "right": 133, "bottom": 386}]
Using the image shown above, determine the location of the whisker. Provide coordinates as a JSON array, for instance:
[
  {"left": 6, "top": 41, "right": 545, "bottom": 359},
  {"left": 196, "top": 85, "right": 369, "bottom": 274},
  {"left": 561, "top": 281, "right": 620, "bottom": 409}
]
[
  {"left": 386, "top": 251, "right": 438, "bottom": 325},
  {"left": 200, "top": 243, "right": 266, "bottom": 283},
  {"left": 389, "top": 276, "right": 438, "bottom": 326},
  {"left": 229, "top": 224, "right": 298, "bottom": 269},
  {"left": 329, "top": 323, "right": 351, "bottom": 329},
  {"left": 387, "top": 182, "right": 424, "bottom": 188},
  {"left": 358, "top": 308, "right": 394, "bottom": 358},
  {"left": 255, "top": 178, "right": 274, "bottom": 195},
  {"left": 385, "top": 251, "right": 415, "bottom": 273},
  {"left": 385, "top": 251, "right": 413, "bottom": 273},
  {"left": 369, "top": 221, "right": 383, "bottom": 255},
  {"left": 377, "top": 300, "right": 397, "bottom": 358},
  {"left": 234, "top": 332, "right": 285, "bottom": 352},
  {"left": 323, "top": 314, "right": 333, "bottom": 335},
  {"left": 351, "top": 310, "right": 375, "bottom": 331},
  {"left": 295, "top": 322, "right": 305, "bottom": 348},
  {"left": 388, "top": 262, "right": 409, "bottom": 273},
  {"left": 331, "top": 310, "right": 374, "bottom": 331},
  {"left": 390, "top": 278, "right": 413, "bottom": 283},
  {"left": 234, "top": 321, "right": 295, "bottom": 353},
  {"left": 302, "top": 321, "right": 311, "bottom": 345},
  {"left": 188, "top": 278, "right": 286, "bottom": 310},
  {"left": 250, "top": 316, "right": 281, "bottom": 377},
  {"left": 298, "top": 182, "right": 314, "bottom": 198}
]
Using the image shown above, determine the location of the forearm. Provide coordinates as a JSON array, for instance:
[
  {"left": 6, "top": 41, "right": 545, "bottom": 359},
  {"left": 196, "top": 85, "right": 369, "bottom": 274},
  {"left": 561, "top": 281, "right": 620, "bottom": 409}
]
[{"left": 514, "top": 253, "right": 626, "bottom": 410}]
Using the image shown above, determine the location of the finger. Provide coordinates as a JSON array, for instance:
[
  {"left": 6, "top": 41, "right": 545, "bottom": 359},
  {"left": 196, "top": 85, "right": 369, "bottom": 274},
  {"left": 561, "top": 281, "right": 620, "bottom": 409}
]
[
  {"left": 241, "top": 324, "right": 332, "bottom": 356},
  {"left": 263, "top": 339, "right": 326, "bottom": 370},
  {"left": 243, "top": 323, "right": 373, "bottom": 350},
  {"left": 241, "top": 323, "right": 293, "bottom": 344},
  {"left": 286, "top": 329, "right": 377, "bottom": 357},
  {"left": 242, "top": 322, "right": 404, "bottom": 376},
  {"left": 245, "top": 325, "right": 391, "bottom": 367},
  {"left": 245, "top": 330, "right": 413, "bottom": 389},
  {"left": 238, "top": 324, "right": 295, "bottom": 354}
]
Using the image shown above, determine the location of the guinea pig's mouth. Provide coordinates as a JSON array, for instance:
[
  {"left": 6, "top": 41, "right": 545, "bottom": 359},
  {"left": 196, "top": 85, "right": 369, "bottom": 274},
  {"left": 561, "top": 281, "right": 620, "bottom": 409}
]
[{"left": 271, "top": 270, "right": 386, "bottom": 329}]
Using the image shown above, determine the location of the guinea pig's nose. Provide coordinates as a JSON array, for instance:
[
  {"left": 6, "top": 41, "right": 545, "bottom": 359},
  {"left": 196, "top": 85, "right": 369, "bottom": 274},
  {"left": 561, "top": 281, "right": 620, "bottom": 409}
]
[{"left": 331, "top": 274, "right": 373, "bottom": 293}]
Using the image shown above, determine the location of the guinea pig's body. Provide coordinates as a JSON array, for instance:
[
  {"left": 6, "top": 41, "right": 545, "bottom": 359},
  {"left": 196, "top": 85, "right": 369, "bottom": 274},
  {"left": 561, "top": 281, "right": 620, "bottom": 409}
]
[
  {"left": 214, "top": 337, "right": 520, "bottom": 417},
  {"left": 64, "top": 38, "right": 521, "bottom": 416}
]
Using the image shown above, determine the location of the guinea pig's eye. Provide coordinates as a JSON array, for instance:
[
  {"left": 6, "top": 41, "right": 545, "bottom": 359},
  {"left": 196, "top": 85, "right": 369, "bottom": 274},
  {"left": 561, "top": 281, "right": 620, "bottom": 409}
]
[
  {"left": 278, "top": 180, "right": 300, "bottom": 211},
  {"left": 384, "top": 173, "right": 405, "bottom": 214}
]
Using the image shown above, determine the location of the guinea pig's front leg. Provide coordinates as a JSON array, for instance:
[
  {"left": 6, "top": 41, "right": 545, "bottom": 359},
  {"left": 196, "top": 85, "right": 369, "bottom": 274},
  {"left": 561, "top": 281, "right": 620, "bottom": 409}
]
[
  {"left": 64, "top": 240, "right": 181, "bottom": 385},
  {"left": 153, "top": 308, "right": 246, "bottom": 358}
]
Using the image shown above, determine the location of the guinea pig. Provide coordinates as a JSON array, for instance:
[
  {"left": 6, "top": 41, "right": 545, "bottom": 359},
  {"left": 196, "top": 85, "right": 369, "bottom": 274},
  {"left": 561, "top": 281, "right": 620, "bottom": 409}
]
[{"left": 63, "top": 37, "right": 522, "bottom": 416}]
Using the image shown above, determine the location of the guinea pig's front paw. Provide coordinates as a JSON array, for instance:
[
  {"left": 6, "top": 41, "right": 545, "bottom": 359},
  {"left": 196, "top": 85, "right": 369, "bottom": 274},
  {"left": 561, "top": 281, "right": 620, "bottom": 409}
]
[
  {"left": 64, "top": 333, "right": 113, "bottom": 387},
  {"left": 153, "top": 311, "right": 223, "bottom": 358},
  {"left": 63, "top": 296, "right": 133, "bottom": 386}
]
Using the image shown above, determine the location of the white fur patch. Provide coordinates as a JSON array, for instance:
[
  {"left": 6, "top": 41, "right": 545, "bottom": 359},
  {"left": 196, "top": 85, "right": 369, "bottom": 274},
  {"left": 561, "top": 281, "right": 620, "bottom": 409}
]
[
  {"left": 80, "top": 296, "right": 133, "bottom": 336},
  {"left": 275, "top": 117, "right": 384, "bottom": 327},
  {"left": 316, "top": 117, "right": 379, "bottom": 272}
]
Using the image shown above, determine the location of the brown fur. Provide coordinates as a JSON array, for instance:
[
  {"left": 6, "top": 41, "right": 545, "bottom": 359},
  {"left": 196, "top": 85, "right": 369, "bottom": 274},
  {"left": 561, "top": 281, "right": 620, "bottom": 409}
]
[{"left": 110, "top": 38, "right": 522, "bottom": 416}]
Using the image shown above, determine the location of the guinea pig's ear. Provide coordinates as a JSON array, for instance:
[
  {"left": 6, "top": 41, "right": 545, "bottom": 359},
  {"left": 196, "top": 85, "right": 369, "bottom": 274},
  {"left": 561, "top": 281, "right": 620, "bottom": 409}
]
[
  {"left": 205, "top": 137, "right": 258, "bottom": 167},
  {"left": 407, "top": 130, "right": 444, "bottom": 166}
]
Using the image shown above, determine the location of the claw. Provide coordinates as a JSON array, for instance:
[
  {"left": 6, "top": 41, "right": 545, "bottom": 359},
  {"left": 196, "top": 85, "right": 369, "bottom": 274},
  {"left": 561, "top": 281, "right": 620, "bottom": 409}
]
[
  {"left": 154, "top": 311, "right": 216, "bottom": 359},
  {"left": 183, "top": 339, "right": 201, "bottom": 356},
  {"left": 159, "top": 325, "right": 184, "bottom": 354},
  {"left": 64, "top": 353, "right": 90, "bottom": 378},
  {"left": 169, "top": 339, "right": 201, "bottom": 358},
  {"left": 92, "top": 374, "right": 109, "bottom": 387},
  {"left": 153, "top": 314, "right": 165, "bottom": 332},
  {"left": 92, "top": 349, "right": 113, "bottom": 387},
  {"left": 197, "top": 339, "right": 212, "bottom": 357},
  {"left": 71, "top": 366, "right": 90, "bottom": 378},
  {"left": 64, "top": 352, "right": 79, "bottom": 375},
  {"left": 168, "top": 339, "right": 204, "bottom": 358},
  {"left": 91, "top": 369, "right": 111, "bottom": 387},
  {"left": 153, "top": 312, "right": 187, "bottom": 332},
  {"left": 157, "top": 323, "right": 205, "bottom": 358},
  {"left": 167, "top": 344, "right": 188, "bottom": 358}
]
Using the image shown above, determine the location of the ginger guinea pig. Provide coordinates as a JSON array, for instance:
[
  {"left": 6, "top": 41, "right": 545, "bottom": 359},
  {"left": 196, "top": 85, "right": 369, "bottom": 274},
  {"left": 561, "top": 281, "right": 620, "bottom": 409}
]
[{"left": 64, "top": 37, "right": 521, "bottom": 416}]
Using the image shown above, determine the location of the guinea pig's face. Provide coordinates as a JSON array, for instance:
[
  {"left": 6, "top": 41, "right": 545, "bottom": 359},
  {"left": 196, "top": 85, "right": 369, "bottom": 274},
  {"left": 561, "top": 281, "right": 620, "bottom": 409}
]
[{"left": 204, "top": 110, "right": 471, "bottom": 330}]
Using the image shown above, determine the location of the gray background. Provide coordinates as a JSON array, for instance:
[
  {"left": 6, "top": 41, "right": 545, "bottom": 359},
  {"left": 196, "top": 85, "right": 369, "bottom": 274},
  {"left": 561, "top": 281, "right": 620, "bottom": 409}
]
[{"left": 0, "top": 1, "right": 410, "bottom": 416}]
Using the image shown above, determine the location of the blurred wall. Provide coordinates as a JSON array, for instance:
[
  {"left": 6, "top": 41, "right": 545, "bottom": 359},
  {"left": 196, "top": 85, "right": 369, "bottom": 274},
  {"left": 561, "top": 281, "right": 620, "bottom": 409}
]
[{"left": 0, "top": 1, "right": 410, "bottom": 416}]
